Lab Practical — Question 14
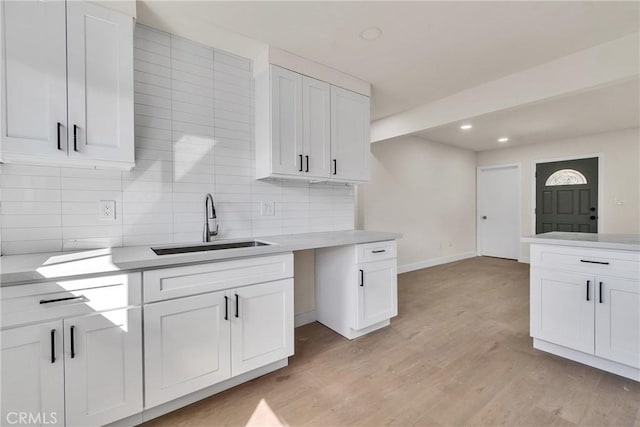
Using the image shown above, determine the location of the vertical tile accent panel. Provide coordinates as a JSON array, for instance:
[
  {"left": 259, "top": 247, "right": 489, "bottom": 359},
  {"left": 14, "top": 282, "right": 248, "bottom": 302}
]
[{"left": 0, "top": 25, "right": 356, "bottom": 255}]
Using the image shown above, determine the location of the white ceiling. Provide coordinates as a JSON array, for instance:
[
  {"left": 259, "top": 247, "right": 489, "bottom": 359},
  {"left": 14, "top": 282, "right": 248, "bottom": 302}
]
[
  {"left": 416, "top": 78, "right": 640, "bottom": 152},
  {"left": 139, "top": 1, "right": 640, "bottom": 120}
]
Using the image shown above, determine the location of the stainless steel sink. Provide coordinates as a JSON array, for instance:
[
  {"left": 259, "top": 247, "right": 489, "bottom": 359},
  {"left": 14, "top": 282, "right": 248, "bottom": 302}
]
[{"left": 151, "top": 241, "right": 270, "bottom": 255}]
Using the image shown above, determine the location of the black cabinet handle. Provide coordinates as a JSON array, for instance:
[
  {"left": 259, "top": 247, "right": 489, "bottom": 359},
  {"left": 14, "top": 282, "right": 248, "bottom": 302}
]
[
  {"left": 50, "top": 329, "right": 56, "bottom": 364},
  {"left": 305, "top": 155, "right": 309, "bottom": 173},
  {"left": 73, "top": 125, "right": 78, "bottom": 152},
  {"left": 333, "top": 159, "right": 337, "bottom": 175},
  {"left": 372, "top": 249, "right": 386, "bottom": 254},
  {"left": 359, "top": 269, "right": 364, "bottom": 287},
  {"left": 599, "top": 282, "right": 603, "bottom": 304},
  {"left": 586, "top": 280, "right": 590, "bottom": 301},
  {"left": 57, "top": 122, "right": 62, "bottom": 150},
  {"left": 299, "top": 154, "right": 303, "bottom": 172},
  {"left": 235, "top": 293, "right": 239, "bottom": 318},
  {"left": 70, "top": 325, "right": 76, "bottom": 359},
  {"left": 224, "top": 296, "right": 229, "bottom": 320},
  {"left": 40, "top": 295, "right": 84, "bottom": 304},
  {"left": 580, "top": 259, "right": 609, "bottom": 265}
]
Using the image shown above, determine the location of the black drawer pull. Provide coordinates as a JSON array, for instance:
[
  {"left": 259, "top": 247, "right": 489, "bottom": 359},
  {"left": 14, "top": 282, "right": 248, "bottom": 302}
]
[
  {"left": 599, "top": 282, "right": 603, "bottom": 304},
  {"left": 580, "top": 259, "right": 610, "bottom": 265},
  {"left": 372, "top": 249, "right": 386, "bottom": 254},
  {"left": 235, "top": 293, "right": 239, "bottom": 318},
  {"left": 586, "top": 280, "right": 590, "bottom": 301},
  {"left": 40, "top": 295, "right": 84, "bottom": 304},
  {"left": 50, "top": 329, "right": 56, "bottom": 364},
  {"left": 224, "top": 296, "right": 229, "bottom": 320},
  {"left": 73, "top": 124, "right": 78, "bottom": 151},
  {"left": 333, "top": 159, "right": 337, "bottom": 175},
  {"left": 57, "top": 122, "right": 62, "bottom": 150},
  {"left": 70, "top": 325, "right": 76, "bottom": 359},
  {"left": 359, "top": 269, "right": 364, "bottom": 287}
]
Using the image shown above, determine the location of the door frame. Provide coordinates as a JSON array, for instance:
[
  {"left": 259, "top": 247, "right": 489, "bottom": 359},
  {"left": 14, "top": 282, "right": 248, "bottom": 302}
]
[
  {"left": 530, "top": 153, "right": 604, "bottom": 235},
  {"left": 476, "top": 163, "right": 522, "bottom": 261}
]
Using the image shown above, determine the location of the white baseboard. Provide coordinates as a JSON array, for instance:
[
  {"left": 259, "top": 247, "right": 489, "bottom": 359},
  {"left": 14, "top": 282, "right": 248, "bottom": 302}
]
[
  {"left": 294, "top": 310, "right": 317, "bottom": 327},
  {"left": 518, "top": 256, "right": 530, "bottom": 264},
  {"left": 397, "top": 251, "right": 476, "bottom": 274}
]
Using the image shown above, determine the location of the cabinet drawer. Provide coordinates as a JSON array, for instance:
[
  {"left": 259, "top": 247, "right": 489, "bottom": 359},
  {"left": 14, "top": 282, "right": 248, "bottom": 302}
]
[
  {"left": 531, "top": 244, "right": 640, "bottom": 279},
  {"left": 1, "top": 273, "right": 141, "bottom": 329},
  {"left": 143, "top": 253, "right": 294, "bottom": 302},
  {"left": 356, "top": 241, "right": 397, "bottom": 263}
]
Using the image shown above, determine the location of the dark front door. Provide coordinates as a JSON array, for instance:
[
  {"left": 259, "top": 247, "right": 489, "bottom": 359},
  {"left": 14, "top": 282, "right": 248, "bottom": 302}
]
[{"left": 536, "top": 157, "right": 598, "bottom": 234}]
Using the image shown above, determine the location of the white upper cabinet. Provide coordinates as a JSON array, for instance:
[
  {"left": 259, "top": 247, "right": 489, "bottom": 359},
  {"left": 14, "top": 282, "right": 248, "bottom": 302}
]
[
  {"left": 0, "top": 0, "right": 134, "bottom": 170},
  {"left": 302, "top": 76, "right": 331, "bottom": 178},
  {"left": 66, "top": 1, "right": 134, "bottom": 166},
  {"left": 269, "top": 66, "right": 303, "bottom": 176},
  {"left": 330, "top": 86, "right": 370, "bottom": 182},
  {"left": 255, "top": 65, "right": 370, "bottom": 183},
  {"left": 1, "top": 0, "right": 68, "bottom": 160}
]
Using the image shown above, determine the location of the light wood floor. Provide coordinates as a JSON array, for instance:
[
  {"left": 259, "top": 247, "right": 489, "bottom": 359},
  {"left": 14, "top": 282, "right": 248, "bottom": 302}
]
[{"left": 145, "top": 257, "right": 640, "bottom": 427}]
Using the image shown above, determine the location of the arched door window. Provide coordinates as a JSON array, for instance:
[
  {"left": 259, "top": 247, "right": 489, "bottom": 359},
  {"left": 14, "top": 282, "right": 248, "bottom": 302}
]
[{"left": 545, "top": 169, "right": 588, "bottom": 186}]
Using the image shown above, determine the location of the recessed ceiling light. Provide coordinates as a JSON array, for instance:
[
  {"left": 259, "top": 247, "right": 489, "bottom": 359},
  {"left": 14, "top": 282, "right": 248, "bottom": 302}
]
[
  {"left": 498, "top": 137, "right": 509, "bottom": 143},
  {"left": 460, "top": 124, "right": 472, "bottom": 130},
  {"left": 360, "top": 27, "right": 383, "bottom": 41}
]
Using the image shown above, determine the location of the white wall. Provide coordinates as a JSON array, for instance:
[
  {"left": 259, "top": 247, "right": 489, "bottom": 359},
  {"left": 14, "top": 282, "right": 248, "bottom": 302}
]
[
  {"left": 477, "top": 127, "right": 640, "bottom": 260},
  {"left": 357, "top": 135, "right": 477, "bottom": 271},
  {"left": 0, "top": 25, "right": 355, "bottom": 256}
]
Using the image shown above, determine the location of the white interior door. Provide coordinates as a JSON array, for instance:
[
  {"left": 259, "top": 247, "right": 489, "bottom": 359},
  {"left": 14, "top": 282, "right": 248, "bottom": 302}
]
[
  {"left": 477, "top": 165, "right": 520, "bottom": 259},
  {"left": 1, "top": 321, "right": 65, "bottom": 426}
]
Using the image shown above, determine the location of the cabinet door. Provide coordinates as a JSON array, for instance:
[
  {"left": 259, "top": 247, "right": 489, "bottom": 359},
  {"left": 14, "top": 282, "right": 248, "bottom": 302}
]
[
  {"left": 595, "top": 277, "right": 640, "bottom": 368},
  {"left": 66, "top": 2, "right": 134, "bottom": 165},
  {"left": 330, "top": 86, "right": 370, "bottom": 182},
  {"left": 302, "top": 76, "right": 331, "bottom": 178},
  {"left": 231, "top": 279, "right": 294, "bottom": 376},
  {"left": 144, "top": 292, "right": 231, "bottom": 408},
  {"left": 530, "top": 269, "right": 595, "bottom": 354},
  {"left": 1, "top": 0, "right": 67, "bottom": 159},
  {"left": 356, "top": 259, "right": 398, "bottom": 330},
  {"left": 64, "top": 308, "right": 142, "bottom": 427},
  {"left": 1, "top": 321, "right": 64, "bottom": 427},
  {"left": 271, "top": 65, "right": 303, "bottom": 176}
]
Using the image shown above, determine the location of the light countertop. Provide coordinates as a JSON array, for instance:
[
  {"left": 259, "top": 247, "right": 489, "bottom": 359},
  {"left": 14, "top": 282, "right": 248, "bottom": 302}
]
[
  {"left": 0, "top": 230, "right": 402, "bottom": 286},
  {"left": 521, "top": 232, "right": 640, "bottom": 251}
]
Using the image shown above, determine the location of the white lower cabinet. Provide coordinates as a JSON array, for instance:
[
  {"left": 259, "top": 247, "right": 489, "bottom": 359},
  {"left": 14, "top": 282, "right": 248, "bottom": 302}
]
[
  {"left": 144, "top": 291, "right": 232, "bottom": 408},
  {"left": 1, "top": 321, "right": 65, "bottom": 426},
  {"left": 356, "top": 259, "right": 398, "bottom": 330},
  {"left": 530, "top": 243, "right": 640, "bottom": 380},
  {"left": 64, "top": 308, "right": 143, "bottom": 427},
  {"left": 0, "top": 273, "right": 143, "bottom": 427},
  {"left": 316, "top": 241, "right": 398, "bottom": 339},
  {"left": 143, "top": 258, "right": 294, "bottom": 410},
  {"left": 231, "top": 279, "right": 294, "bottom": 376},
  {"left": 530, "top": 269, "right": 595, "bottom": 355},
  {"left": 595, "top": 277, "right": 640, "bottom": 369}
]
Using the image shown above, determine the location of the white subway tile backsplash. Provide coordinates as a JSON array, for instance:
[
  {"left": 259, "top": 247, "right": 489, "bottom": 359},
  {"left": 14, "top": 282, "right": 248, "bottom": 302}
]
[{"left": 0, "top": 24, "right": 355, "bottom": 255}]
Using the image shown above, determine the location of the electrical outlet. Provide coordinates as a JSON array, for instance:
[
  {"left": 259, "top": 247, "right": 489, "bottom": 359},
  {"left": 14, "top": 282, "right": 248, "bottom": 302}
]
[
  {"left": 99, "top": 200, "right": 116, "bottom": 220},
  {"left": 260, "top": 201, "right": 275, "bottom": 216}
]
